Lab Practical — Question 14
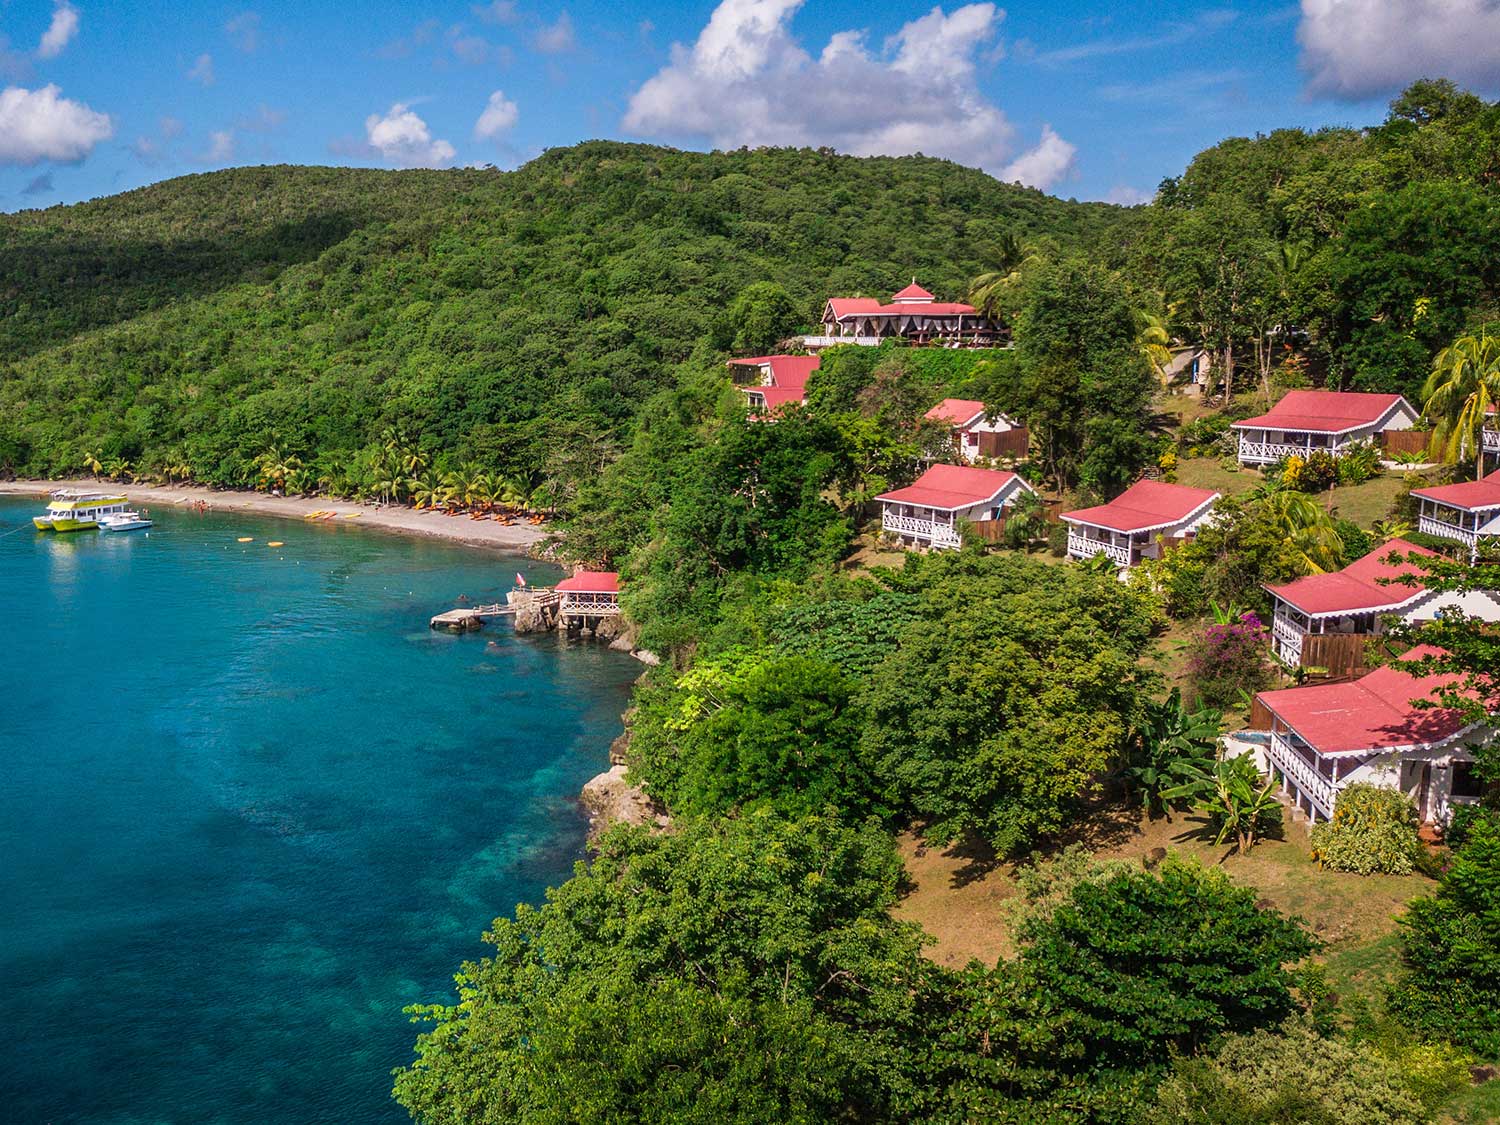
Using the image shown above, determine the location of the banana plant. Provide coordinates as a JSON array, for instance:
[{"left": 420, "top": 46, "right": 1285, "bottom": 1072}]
[
  {"left": 1163, "top": 754, "right": 1282, "bottom": 854},
  {"left": 1126, "top": 689, "right": 1223, "bottom": 819}
]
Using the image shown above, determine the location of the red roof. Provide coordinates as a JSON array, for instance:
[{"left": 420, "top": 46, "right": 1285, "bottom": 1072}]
[
  {"left": 1266, "top": 539, "right": 1438, "bottom": 616},
  {"left": 749, "top": 385, "right": 807, "bottom": 410},
  {"left": 891, "top": 282, "right": 935, "bottom": 301},
  {"left": 1231, "top": 390, "right": 1412, "bottom": 435},
  {"left": 826, "top": 297, "right": 977, "bottom": 319},
  {"left": 876, "top": 464, "right": 1027, "bottom": 510},
  {"left": 1412, "top": 469, "right": 1500, "bottom": 512},
  {"left": 924, "top": 398, "right": 988, "bottom": 427},
  {"left": 555, "top": 571, "right": 620, "bottom": 594},
  {"left": 1061, "top": 481, "right": 1219, "bottom": 533},
  {"left": 1257, "top": 647, "right": 1471, "bottom": 755},
  {"left": 728, "top": 354, "right": 820, "bottom": 393}
]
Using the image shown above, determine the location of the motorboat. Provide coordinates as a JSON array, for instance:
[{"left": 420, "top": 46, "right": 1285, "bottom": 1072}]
[{"left": 98, "top": 510, "right": 152, "bottom": 532}]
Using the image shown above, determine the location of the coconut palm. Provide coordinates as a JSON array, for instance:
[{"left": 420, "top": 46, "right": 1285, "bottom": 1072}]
[
  {"left": 103, "top": 457, "right": 133, "bottom": 483},
  {"left": 411, "top": 473, "right": 444, "bottom": 510},
  {"left": 1371, "top": 517, "right": 1416, "bottom": 542},
  {"left": 1422, "top": 332, "right": 1500, "bottom": 477},
  {"left": 966, "top": 232, "right": 1037, "bottom": 320},
  {"left": 81, "top": 450, "right": 103, "bottom": 479},
  {"left": 1134, "top": 307, "right": 1173, "bottom": 383},
  {"left": 1257, "top": 488, "right": 1343, "bottom": 574}
]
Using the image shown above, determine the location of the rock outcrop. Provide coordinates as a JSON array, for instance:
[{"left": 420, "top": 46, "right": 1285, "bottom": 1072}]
[{"left": 579, "top": 765, "right": 669, "bottom": 841}]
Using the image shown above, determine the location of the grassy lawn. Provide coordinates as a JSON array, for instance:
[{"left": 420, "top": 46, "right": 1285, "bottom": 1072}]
[
  {"left": 895, "top": 804, "right": 1433, "bottom": 978},
  {"left": 1174, "top": 455, "right": 1415, "bottom": 530}
]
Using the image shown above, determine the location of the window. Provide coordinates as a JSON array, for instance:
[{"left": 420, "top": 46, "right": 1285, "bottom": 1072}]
[{"left": 1451, "top": 761, "right": 1484, "bottom": 799}]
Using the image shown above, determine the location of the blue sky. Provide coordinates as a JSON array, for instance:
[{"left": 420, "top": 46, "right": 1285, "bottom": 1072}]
[{"left": 0, "top": 1, "right": 1489, "bottom": 212}]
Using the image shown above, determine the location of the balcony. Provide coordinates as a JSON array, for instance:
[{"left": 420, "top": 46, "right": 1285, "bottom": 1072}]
[
  {"left": 1066, "top": 531, "right": 1131, "bottom": 567},
  {"left": 1485, "top": 428, "right": 1500, "bottom": 452},
  {"left": 1267, "top": 731, "right": 1336, "bottom": 821},
  {"left": 1237, "top": 437, "right": 1341, "bottom": 465},
  {"left": 559, "top": 591, "right": 621, "bottom": 616},
  {"left": 1271, "top": 614, "right": 1305, "bottom": 665},
  {"left": 1417, "top": 514, "right": 1479, "bottom": 549},
  {"left": 883, "top": 511, "right": 962, "bottom": 550}
]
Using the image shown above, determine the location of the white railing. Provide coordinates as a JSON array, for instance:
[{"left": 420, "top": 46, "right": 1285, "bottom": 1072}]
[
  {"left": 801, "top": 335, "right": 884, "bottom": 348},
  {"left": 1267, "top": 731, "right": 1336, "bottom": 821},
  {"left": 1237, "top": 437, "right": 1336, "bottom": 464},
  {"left": 1484, "top": 428, "right": 1500, "bottom": 452},
  {"left": 1067, "top": 531, "right": 1131, "bottom": 567},
  {"left": 1271, "top": 615, "right": 1305, "bottom": 665},
  {"left": 559, "top": 592, "right": 621, "bottom": 616},
  {"left": 1418, "top": 514, "right": 1478, "bottom": 548},
  {"left": 883, "top": 511, "right": 962, "bottom": 549}
]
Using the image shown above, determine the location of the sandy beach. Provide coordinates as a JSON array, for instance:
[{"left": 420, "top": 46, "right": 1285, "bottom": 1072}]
[{"left": 0, "top": 479, "right": 550, "bottom": 553}]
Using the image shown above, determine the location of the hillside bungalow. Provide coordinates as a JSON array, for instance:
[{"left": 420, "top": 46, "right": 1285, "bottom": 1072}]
[
  {"left": 876, "top": 464, "right": 1037, "bottom": 551},
  {"left": 1411, "top": 470, "right": 1500, "bottom": 561},
  {"left": 727, "top": 354, "right": 820, "bottom": 412},
  {"left": 556, "top": 571, "right": 621, "bottom": 619},
  {"left": 1265, "top": 539, "right": 1500, "bottom": 666},
  {"left": 1255, "top": 648, "right": 1488, "bottom": 826},
  {"left": 925, "top": 398, "right": 1027, "bottom": 462},
  {"left": 1061, "top": 481, "right": 1220, "bottom": 568},
  {"left": 1230, "top": 390, "right": 1418, "bottom": 466},
  {"left": 804, "top": 281, "right": 1003, "bottom": 350}
]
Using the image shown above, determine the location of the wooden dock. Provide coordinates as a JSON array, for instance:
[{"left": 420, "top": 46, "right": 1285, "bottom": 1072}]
[{"left": 429, "top": 603, "right": 513, "bottom": 632}]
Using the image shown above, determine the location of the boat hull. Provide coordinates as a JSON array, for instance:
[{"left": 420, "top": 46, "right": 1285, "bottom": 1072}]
[
  {"left": 100, "top": 520, "right": 151, "bottom": 532},
  {"left": 37, "top": 516, "right": 99, "bottom": 532}
]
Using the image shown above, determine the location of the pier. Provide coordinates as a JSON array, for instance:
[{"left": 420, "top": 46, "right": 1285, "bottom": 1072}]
[{"left": 429, "top": 599, "right": 539, "bottom": 633}]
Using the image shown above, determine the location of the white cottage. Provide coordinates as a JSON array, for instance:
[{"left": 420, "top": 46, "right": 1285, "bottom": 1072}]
[
  {"left": 924, "top": 398, "right": 1026, "bottom": 462},
  {"left": 1231, "top": 390, "right": 1418, "bottom": 466},
  {"left": 1255, "top": 648, "right": 1488, "bottom": 826},
  {"left": 1411, "top": 470, "right": 1500, "bottom": 561},
  {"left": 1061, "top": 481, "right": 1219, "bottom": 568},
  {"left": 727, "top": 354, "right": 820, "bottom": 413},
  {"left": 1265, "top": 539, "right": 1500, "bottom": 666},
  {"left": 876, "top": 464, "right": 1037, "bottom": 550}
]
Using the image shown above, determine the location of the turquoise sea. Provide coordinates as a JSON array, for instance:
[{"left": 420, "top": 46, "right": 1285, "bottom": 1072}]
[{"left": 0, "top": 497, "right": 638, "bottom": 1124}]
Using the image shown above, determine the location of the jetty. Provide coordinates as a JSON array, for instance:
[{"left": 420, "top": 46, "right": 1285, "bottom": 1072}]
[
  {"left": 429, "top": 600, "right": 532, "bottom": 633},
  {"left": 428, "top": 572, "right": 623, "bottom": 637}
]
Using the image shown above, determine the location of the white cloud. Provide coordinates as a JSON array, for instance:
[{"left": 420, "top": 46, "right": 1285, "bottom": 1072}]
[
  {"left": 474, "top": 90, "right": 518, "bottom": 140},
  {"left": 225, "top": 11, "right": 261, "bottom": 53},
  {"left": 37, "top": 1, "right": 79, "bottom": 60},
  {"left": 1036, "top": 9, "right": 1238, "bottom": 65},
  {"left": 473, "top": 1, "right": 518, "bottom": 25},
  {"left": 201, "top": 129, "right": 235, "bottom": 163},
  {"left": 1104, "top": 183, "right": 1152, "bottom": 206},
  {"left": 364, "top": 102, "right": 456, "bottom": 167},
  {"left": 0, "top": 84, "right": 111, "bottom": 165},
  {"left": 187, "top": 53, "right": 215, "bottom": 86},
  {"left": 999, "top": 124, "right": 1076, "bottom": 190},
  {"left": 535, "top": 10, "right": 575, "bottom": 52},
  {"left": 1299, "top": 0, "right": 1500, "bottom": 99},
  {"left": 236, "top": 104, "right": 285, "bottom": 132},
  {"left": 623, "top": 0, "right": 1058, "bottom": 181}
]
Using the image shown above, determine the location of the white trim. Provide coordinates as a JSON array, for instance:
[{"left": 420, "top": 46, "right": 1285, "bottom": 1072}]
[
  {"left": 1060, "top": 493, "right": 1219, "bottom": 536},
  {"left": 878, "top": 475, "right": 1037, "bottom": 513},
  {"left": 1229, "top": 396, "right": 1418, "bottom": 437}
]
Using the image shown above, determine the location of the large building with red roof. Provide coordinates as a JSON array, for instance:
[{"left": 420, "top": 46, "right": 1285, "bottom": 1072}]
[
  {"left": 1060, "top": 481, "right": 1220, "bottom": 568},
  {"left": 806, "top": 281, "right": 1003, "bottom": 350},
  {"left": 1230, "top": 390, "right": 1418, "bottom": 466},
  {"left": 727, "top": 354, "right": 820, "bottom": 413},
  {"left": 924, "top": 398, "right": 1026, "bottom": 462},
  {"left": 1266, "top": 539, "right": 1500, "bottom": 666},
  {"left": 1254, "top": 648, "right": 1487, "bottom": 825},
  {"left": 1411, "top": 469, "right": 1500, "bottom": 560},
  {"left": 556, "top": 570, "right": 621, "bottom": 620},
  {"left": 876, "top": 463, "right": 1037, "bottom": 551}
]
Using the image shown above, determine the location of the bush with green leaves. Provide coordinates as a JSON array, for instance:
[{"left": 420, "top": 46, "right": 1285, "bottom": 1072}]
[
  {"left": 1144, "top": 1019, "right": 1467, "bottom": 1125},
  {"left": 1310, "top": 784, "right": 1423, "bottom": 875},
  {"left": 1126, "top": 689, "right": 1223, "bottom": 816},
  {"left": 1389, "top": 811, "right": 1500, "bottom": 1056}
]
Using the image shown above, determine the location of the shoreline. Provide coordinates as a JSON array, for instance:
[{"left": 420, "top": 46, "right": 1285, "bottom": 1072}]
[{"left": 0, "top": 479, "right": 550, "bottom": 553}]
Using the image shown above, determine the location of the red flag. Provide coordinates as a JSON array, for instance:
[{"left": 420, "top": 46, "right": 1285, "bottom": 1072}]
[{"left": 515, "top": 572, "right": 527, "bottom": 587}]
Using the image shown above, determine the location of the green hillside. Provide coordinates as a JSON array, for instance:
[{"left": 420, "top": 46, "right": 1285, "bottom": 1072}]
[{"left": 0, "top": 142, "right": 1119, "bottom": 484}]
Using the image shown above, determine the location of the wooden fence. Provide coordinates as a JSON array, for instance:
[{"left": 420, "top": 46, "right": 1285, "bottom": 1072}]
[
  {"left": 1379, "top": 430, "right": 1431, "bottom": 457},
  {"left": 1247, "top": 696, "right": 1274, "bottom": 731},
  {"left": 966, "top": 518, "right": 1006, "bottom": 543},
  {"left": 1299, "top": 633, "right": 1369, "bottom": 680},
  {"left": 977, "top": 427, "right": 1030, "bottom": 460}
]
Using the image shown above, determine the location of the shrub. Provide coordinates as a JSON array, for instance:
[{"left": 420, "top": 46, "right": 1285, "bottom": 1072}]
[
  {"left": 1281, "top": 450, "right": 1339, "bottom": 492},
  {"left": 1145, "top": 1019, "right": 1464, "bottom": 1125},
  {"left": 1337, "top": 440, "right": 1383, "bottom": 486},
  {"left": 1188, "top": 612, "right": 1270, "bottom": 709},
  {"left": 1178, "top": 413, "right": 1232, "bottom": 456},
  {"left": 1335, "top": 518, "right": 1374, "bottom": 562},
  {"left": 1310, "top": 784, "right": 1423, "bottom": 875}
]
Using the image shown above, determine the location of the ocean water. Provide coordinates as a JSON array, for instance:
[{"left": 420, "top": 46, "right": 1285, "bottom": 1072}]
[{"left": 0, "top": 498, "right": 638, "bottom": 1124}]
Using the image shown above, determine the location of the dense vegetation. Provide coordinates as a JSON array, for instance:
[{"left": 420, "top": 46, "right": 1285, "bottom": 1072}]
[{"left": 11, "top": 83, "right": 1500, "bottom": 1125}]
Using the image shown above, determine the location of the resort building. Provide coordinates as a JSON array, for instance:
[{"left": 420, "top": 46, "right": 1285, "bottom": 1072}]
[
  {"left": 1411, "top": 471, "right": 1500, "bottom": 561},
  {"left": 1265, "top": 539, "right": 1500, "bottom": 668},
  {"left": 924, "top": 398, "right": 1027, "bottom": 462},
  {"left": 556, "top": 571, "right": 621, "bottom": 622},
  {"left": 876, "top": 463, "right": 1037, "bottom": 551},
  {"left": 1230, "top": 390, "right": 1419, "bottom": 466},
  {"left": 1061, "top": 481, "right": 1220, "bottom": 568},
  {"left": 1255, "top": 648, "right": 1488, "bottom": 826},
  {"left": 727, "top": 354, "right": 820, "bottom": 413},
  {"left": 803, "top": 281, "right": 1003, "bottom": 350}
]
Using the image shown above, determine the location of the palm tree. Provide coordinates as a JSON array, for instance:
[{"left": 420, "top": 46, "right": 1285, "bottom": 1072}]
[
  {"left": 1422, "top": 332, "right": 1500, "bottom": 478},
  {"left": 1257, "top": 488, "right": 1344, "bottom": 574},
  {"left": 81, "top": 450, "right": 102, "bottom": 479},
  {"left": 411, "top": 473, "right": 443, "bottom": 510},
  {"left": 1133, "top": 307, "right": 1173, "bottom": 383},
  {"left": 103, "top": 457, "right": 133, "bottom": 483},
  {"left": 1371, "top": 517, "right": 1415, "bottom": 542},
  {"left": 966, "top": 232, "right": 1036, "bottom": 320}
]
